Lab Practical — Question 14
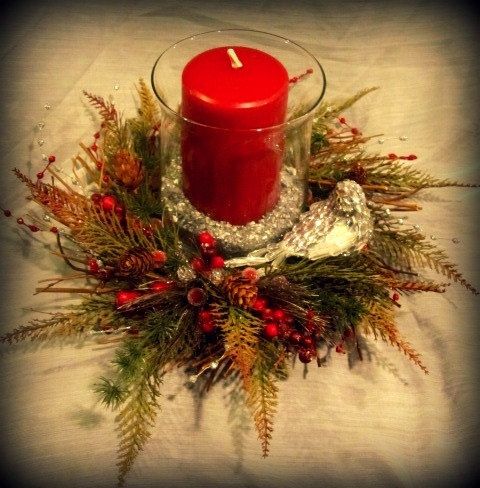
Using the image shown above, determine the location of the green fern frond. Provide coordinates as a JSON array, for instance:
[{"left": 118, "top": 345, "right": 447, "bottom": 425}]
[
  {"left": 94, "top": 377, "right": 127, "bottom": 410},
  {"left": 221, "top": 308, "right": 262, "bottom": 384},
  {"left": 136, "top": 78, "right": 161, "bottom": 126},
  {"left": 115, "top": 349, "right": 162, "bottom": 487},
  {"left": 246, "top": 341, "right": 284, "bottom": 457},
  {"left": 372, "top": 229, "right": 478, "bottom": 294}
]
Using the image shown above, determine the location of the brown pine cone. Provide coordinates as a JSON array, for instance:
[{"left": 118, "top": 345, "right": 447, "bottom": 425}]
[
  {"left": 116, "top": 247, "right": 155, "bottom": 277},
  {"left": 346, "top": 162, "right": 367, "bottom": 185},
  {"left": 111, "top": 149, "right": 144, "bottom": 189},
  {"left": 223, "top": 273, "right": 258, "bottom": 309}
]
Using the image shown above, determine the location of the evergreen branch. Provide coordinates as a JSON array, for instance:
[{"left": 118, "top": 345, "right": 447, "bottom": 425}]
[
  {"left": 115, "top": 345, "right": 162, "bottom": 487},
  {"left": 74, "top": 209, "right": 156, "bottom": 262},
  {"left": 221, "top": 308, "right": 262, "bottom": 388},
  {"left": 361, "top": 303, "right": 428, "bottom": 374},
  {"left": 0, "top": 295, "right": 126, "bottom": 344},
  {"left": 13, "top": 168, "right": 92, "bottom": 231},
  {"left": 83, "top": 90, "right": 118, "bottom": 123},
  {"left": 94, "top": 377, "right": 127, "bottom": 410},
  {"left": 246, "top": 341, "right": 284, "bottom": 457},
  {"left": 111, "top": 305, "right": 195, "bottom": 486},
  {"left": 385, "top": 279, "right": 449, "bottom": 294},
  {"left": 136, "top": 78, "right": 161, "bottom": 126},
  {"left": 367, "top": 162, "right": 478, "bottom": 190},
  {"left": 371, "top": 228, "right": 479, "bottom": 295}
]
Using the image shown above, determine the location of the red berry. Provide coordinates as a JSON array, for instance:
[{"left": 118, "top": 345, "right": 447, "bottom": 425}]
[
  {"left": 306, "top": 68, "right": 313, "bottom": 74},
  {"left": 351, "top": 127, "right": 359, "bottom": 135},
  {"left": 191, "top": 257, "right": 205, "bottom": 273},
  {"left": 407, "top": 154, "right": 417, "bottom": 160},
  {"left": 16, "top": 217, "right": 24, "bottom": 225},
  {"left": 199, "top": 320, "right": 215, "bottom": 334},
  {"left": 152, "top": 250, "right": 167, "bottom": 266},
  {"left": 28, "top": 225, "right": 40, "bottom": 232},
  {"left": 298, "top": 348, "right": 315, "bottom": 363},
  {"left": 388, "top": 153, "right": 397, "bottom": 160},
  {"left": 252, "top": 297, "right": 267, "bottom": 312},
  {"left": 91, "top": 144, "right": 98, "bottom": 152},
  {"left": 103, "top": 174, "right": 110, "bottom": 183},
  {"left": 241, "top": 267, "right": 259, "bottom": 282},
  {"left": 272, "top": 309, "right": 286, "bottom": 322},
  {"left": 36, "top": 171, "right": 44, "bottom": 179},
  {"left": 392, "top": 292, "right": 400, "bottom": 302},
  {"left": 288, "top": 330, "right": 302, "bottom": 345},
  {"left": 48, "top": 155, "right": 56, "bottom": 163},
  {"left": 199, "top": 310, "right": 213, "bottom": 322},
  {"left": 339, "top": 117, "right": 346, "bottom": 124},
  {"left": 115, "top": 290, "right": 141, "bottom": 308},
  {"left": 96, "top": 161, "right": 103, "bottom": 170},
  {"left": 87, "top": 258, "right": 99, "bottom": 273},
  {"left": 210, "top": 255, "right": 225, "bottom": 269},
  {"left": 101, "top": 195, "right": 117, "bottom": 212},
  {"left": 198, "top": 230, "right": 215, "bottom": 246},
  {"left": 3, "top": 209, "right": 12, "bottom": 217},
  {"left": 263, "top": 322, "right": 279, "bottom": 340},
  {"left": 149, "top": 280, "right": 173, "bottom": 293},
  {"left": 187, "top": 287, "right": 206, "bottom": 306},
  {"left": 94, "top": 132, "right": 100, "bottom": 139},
  {"left": 50, "top": 226, "right": 58, "bottom": 234},
  {"left": 301, "top": 335, "right": 314, "bottom": 348}
]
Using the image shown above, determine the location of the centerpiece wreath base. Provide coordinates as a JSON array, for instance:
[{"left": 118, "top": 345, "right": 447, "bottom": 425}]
[{"left": 1, "top": 80, "right": 477, "bottom": 487}]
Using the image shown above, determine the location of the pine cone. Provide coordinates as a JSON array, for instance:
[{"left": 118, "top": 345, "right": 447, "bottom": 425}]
[
  {"left": 116, "top": 247, "right": 155, "bottom": 277},
  {"left": 111, "top": 149, "right": 144, "bottom": 189},
  {"left": 223, "top": 274, "right": 258, "bottom": 308},
  {"left": 347, "top": 162, "right": 367, "bottom": 185}
]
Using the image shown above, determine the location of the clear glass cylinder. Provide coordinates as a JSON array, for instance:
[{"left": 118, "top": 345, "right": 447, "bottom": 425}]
[{"left": 151, "top": 29, "right": 326, "bottom": 254}]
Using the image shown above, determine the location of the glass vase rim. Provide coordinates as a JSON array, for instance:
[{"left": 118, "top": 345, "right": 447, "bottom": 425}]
[{"left": 150, "top": 28, "right": 327, "bottom": 133}]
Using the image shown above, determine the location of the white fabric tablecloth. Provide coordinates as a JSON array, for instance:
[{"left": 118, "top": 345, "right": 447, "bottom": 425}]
[{"left": 0, "top": 1, "right": 479, "bottom": 487}]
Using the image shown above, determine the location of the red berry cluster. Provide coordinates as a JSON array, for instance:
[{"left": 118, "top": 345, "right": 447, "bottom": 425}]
[
  {"left": 91, "top": 130, "right": 101, "bottom": 154},
  {"left": 115, "top": 290, "right": 141, "bottom": 308},
  {"left": 338, "top": 117, "right": 361, "bottom": 136},
  {"left": 36, "top": 154, "right": 56, "bottom": 180},
  {"left": 252, "top": 298, "right": 320, "bottom": 364},
  {"left": 115, "top": 278, "right": 175, "bottom": 309},
  {"left": 388, "top": 153, "right": 417, "bottom": 161},
  {"left": 197, "top": 308, "right": 216, "bottom": 334},
  {"left": 91, "top": 193, "right": 124, "bottom": 218},
  {"left": 191, "top": 231, "right": 225, "bottom": 273},
  {"left": 15, "top": 217, "right": 40, "bottom": 233}
]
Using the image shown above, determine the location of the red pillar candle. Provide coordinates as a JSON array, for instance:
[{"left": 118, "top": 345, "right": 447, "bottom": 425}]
[{"left": 181, "top": 46, "right": 289, "bottom": 225}]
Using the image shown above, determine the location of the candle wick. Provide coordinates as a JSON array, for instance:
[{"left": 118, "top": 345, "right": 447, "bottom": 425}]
[{"left": 227, "top": 48, "right": 243, "bottom": 69}]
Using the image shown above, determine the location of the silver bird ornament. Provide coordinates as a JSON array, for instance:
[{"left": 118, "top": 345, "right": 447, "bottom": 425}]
[{"left": 226, "top": 180, "right": 373, "bottom": 268}]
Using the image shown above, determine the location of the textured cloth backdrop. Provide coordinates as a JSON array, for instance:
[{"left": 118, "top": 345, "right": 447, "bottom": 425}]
[{"left": 0, "top": 1, "right": 479, "bottom": 487}]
